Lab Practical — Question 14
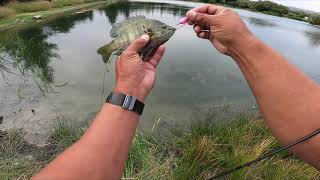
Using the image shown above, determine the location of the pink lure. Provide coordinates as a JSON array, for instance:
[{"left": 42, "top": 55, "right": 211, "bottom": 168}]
[{"left": 179, "top": 17, "right": 188, "bottom": 24}]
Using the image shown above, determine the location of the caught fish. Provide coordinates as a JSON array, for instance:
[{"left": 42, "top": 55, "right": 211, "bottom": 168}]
[{"left": 97, "top": 16, "right": 176, "bottom": 63}]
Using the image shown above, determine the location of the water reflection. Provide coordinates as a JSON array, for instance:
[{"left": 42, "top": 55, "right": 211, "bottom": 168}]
[
  {"left": 247, "top": 17, "right": 277, "bottom": 27},
  {"left": 0, "top": 11, "right": 94, "bottom": 92},
  {"left": 304, "top": 30, "right": 320, "bottom": 47},
  {"left": 0, "top": 29, "right": 57, "bottom": 92},
  {"left": 101, "top": 1, "right": 188, "bottom": 24},
  {"left": 46, "top": 11, "right": 93, "bottom": 34}
]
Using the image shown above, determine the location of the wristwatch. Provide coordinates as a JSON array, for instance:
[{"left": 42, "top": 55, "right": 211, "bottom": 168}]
[{"left": 106, "top": 92, "right": 145, "bottom": 115}]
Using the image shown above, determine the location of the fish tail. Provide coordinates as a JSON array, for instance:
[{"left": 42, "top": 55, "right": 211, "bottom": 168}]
[{"left": 97, "top": 40, "right": 115, "bottom": 63}]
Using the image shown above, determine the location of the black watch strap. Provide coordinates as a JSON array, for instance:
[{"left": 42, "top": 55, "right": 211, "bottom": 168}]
[{"left": 106, "top": 92, "right": 144, "bottom": 115}]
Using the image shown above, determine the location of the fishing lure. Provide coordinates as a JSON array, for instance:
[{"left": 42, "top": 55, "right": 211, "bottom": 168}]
[{"left": 176, "top": 17, "right": 188, "bottom": 30}]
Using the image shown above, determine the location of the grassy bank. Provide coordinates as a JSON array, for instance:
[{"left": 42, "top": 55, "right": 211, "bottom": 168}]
[
  {"left": 188, "top": 0, "right": 320, "bottom": 26},
  {"left": 0, "top": 111, "right": 318, "bottom": 179},
  {"left": 0, "top": 0, "right": 114, "bottom": 31}
]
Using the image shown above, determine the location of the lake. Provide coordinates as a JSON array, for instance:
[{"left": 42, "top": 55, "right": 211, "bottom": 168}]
[{"left": 1, "top": 0, "right": 320, "bottom": 143}]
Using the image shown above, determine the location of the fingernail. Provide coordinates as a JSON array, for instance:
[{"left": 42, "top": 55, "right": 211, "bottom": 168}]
[
  {"left": 187, "top": 11, "right": 196, "bottom": 19},
  {"left": 141, "top": 34, "right": 149, "bottom": 41}
]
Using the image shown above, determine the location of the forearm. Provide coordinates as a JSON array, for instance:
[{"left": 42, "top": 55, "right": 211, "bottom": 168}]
[
  {"left": 231, "top": 36, "right": 320, "bottom": 168},
  {"left": 34, "top": 104, "right": 139, "bottom": 180}
]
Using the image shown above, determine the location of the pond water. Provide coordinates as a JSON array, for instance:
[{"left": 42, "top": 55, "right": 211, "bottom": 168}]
[{"left": 1, "top": 0, "right": 320, "bottom": 143}]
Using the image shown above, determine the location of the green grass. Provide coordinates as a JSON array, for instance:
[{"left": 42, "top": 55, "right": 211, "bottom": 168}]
[
  {"left": 53, "top": 0, "right": 85, "bottom": 8},
  {"left": 0, "top": 7, "right": 15, "bottom": 19},
  {"left": 7, "top": 1, "right": 52, "bottom": 13},
  {"left": 0, "top": 111, "right": 318, "bottom": 179}
]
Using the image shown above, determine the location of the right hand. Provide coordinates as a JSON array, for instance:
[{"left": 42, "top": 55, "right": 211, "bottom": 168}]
[{"left": 186, "top": 4, "right": 254, "bottom": 55}]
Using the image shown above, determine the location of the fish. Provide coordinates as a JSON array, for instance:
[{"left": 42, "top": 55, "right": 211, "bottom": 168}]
[{"left": 97, "top": 16, "right": 176, "bottom": 63}]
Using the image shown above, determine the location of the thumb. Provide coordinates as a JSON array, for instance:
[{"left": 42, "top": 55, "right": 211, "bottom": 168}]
[
  {"left": 187, "top": 10, "right": 205, "bottom": 22},
  {"left": 187, "top": 10, "right": 215, "bottom": 28},
  {"left": 126, "top": 34, "right": 150, "bottom": 53}
]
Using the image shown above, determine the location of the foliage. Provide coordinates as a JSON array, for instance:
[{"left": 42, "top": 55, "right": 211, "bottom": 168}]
[
  {"left": 234, "top": 0, "right": 250, "bottom": 8},
  {"left": 53, "top": 0, "right": 84, "bottom": 8},
  {"left": 8, "top": 1, "right": 52, "bottom": 13},
  {"left": 310, "top": 13, "right": 320, "bottom": 25},
  {"left": 0, "top": 7, "right": 15, "bottom": 19},
  {"left": 248, "top": 1, "right": 288, "bottom": 16}
]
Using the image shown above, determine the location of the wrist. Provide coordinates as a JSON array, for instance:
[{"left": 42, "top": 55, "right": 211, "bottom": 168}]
[
  {"left": 113, "top": 84, "right": 147, "bottom": 102},
  {"left": 229, "top": 35, "right": 260, "bottom": 62}
]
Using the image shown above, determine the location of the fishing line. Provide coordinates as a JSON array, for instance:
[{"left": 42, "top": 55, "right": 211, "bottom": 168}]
[
  {"left": 207, "top": 128, "right": 320, "bottom": 179},
  {"left": 176, "top": 23, "right": 186, "bottom": 30}
]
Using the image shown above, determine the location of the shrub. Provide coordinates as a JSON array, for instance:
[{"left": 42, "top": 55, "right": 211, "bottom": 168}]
[
  {"left": 8, "top": 1, "right": 52, "bottom": 13},
  {"left": 249, "top": 1, "right": 289, "bottom": 16},
  {"left": 310, "top": 14, "right": 320, "bottom": 25},
  {"left": 235, "top": 0, "right": 250, "bottom": 8},
  {"left": 53, "top": 0, "right": 84, "bottom": 8},
  {"left": 0, "top": 7, "right": 15, "bottom": 19}
]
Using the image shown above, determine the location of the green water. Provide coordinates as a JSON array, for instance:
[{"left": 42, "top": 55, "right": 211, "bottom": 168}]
[{"left": 1, "top": 0, "right": 320, "bottom": 142}]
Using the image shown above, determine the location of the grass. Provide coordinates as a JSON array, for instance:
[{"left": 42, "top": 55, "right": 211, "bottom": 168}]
[
  {"left": 0, "top": 0, "right": 112, "bottom": 31},
  {"left": 53, "top": 0, "right": 85, "bottom": 9},
  {"left": 0, "top": 111, "right": 318, "bottom": 179},
  {"left": 0, "top": 7, "right": 15, "bottom": 19},
  {"left": 7, "top": 1, "right": 52, "bottom": 13}
]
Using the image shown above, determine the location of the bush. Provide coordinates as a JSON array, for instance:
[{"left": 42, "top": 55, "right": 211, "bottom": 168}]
[
  {"left": 8, "top": 1, "right": 52, "bottom": 13},
  {"left": 0, "top": 7, "right": 15, "bottom": 18},
  {"left": 310, "top": 14, "right": 320, "bottom": 25},
  {"left": 53, "top": 0, "right": 84, "bottom": 8},
  {"left": 235, "top": 0, "right": 250, "bottom": 8},
  {"left": 249, "top": 1, "right": 289, "bottom": 16}
]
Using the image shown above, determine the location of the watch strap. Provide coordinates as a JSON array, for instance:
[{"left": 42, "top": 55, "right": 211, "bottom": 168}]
[{"left": 106, "top": 92, "right": 144, "bottom": 115}]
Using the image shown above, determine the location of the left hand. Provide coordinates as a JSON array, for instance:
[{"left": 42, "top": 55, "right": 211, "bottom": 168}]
[{"left": 114, "top": 35, "right": 166, "bottom": 102}]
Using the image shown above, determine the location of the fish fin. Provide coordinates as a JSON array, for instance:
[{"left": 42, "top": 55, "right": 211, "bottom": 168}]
[
  {"left": 110, "top": 15, "right": 146, "bottom": 38},
  {"left": 97, "top": 40, "right": 115, "bottom": 63}
]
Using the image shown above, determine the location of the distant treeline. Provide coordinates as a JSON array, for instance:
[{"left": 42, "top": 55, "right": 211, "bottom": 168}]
[{"left": 186, "top": 0, "right": 320, "bottom": 25}]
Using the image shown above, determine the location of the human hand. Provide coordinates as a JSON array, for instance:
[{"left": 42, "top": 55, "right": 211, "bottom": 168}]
[
  {"left": 186, "top": 4, "right": 255, "bottom": 55},
  {"left": 113, "top": 35, "right": 166, "bottom": 102}
]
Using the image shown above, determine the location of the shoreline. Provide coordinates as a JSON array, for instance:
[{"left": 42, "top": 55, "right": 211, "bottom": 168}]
[
  {"left": 0, "top": 0, "right": 115, "bottom": 31},
  {"left": 1, "top": 0, "right": 319, "bottom": 31}
]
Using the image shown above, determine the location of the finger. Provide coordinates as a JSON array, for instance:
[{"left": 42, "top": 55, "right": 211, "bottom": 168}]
[
  {"left": 187, "top": 19, "right": 194, "bottom": 25},
  {"left": 148, "top": 45, "right": 166, "bottom": 68},
  {"left": 126, "top": 34, "right": 150, "bottom": 53},
  {"left": 187, "top": 12, "right": 215, "bottom": 30},
  {"left": 197, "top": 31, "right": 210, "bottom": 39},
  {"left": 186, "top": 10, "right": 206, "bottom": 23},
  {"left": 192, "top": 4, "right": 221, "bottom": 15},
  {"left": 193, "top": 25, "right": 202, "bottom": 34}
]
